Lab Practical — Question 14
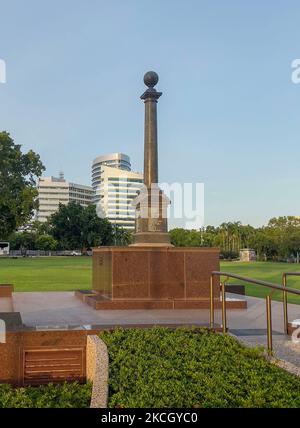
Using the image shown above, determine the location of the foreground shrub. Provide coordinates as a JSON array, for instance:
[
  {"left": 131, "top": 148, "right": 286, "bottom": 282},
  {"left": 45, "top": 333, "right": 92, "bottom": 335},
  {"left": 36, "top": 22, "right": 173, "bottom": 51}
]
[
  {"left": 0, "top": 382, "right": 92, "bottom": 408},
  {"left": 100, "top": 327, "right": 300, "bottom": 408}
]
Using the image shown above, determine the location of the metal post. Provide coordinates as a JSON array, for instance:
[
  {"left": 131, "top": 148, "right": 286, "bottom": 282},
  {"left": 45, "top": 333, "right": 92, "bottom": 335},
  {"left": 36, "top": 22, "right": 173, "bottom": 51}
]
[
  {"left": 221, "top": 282, "right": 227, "bottom": 334},
  {"left": 282, "top": 274, "right": 288, "bottom": 335},
  {"left": 210, "top": 275, "right": 214, "bottom": 329},
  {"left": 266, "top": 295, "right": 273, "bottom": 354}
]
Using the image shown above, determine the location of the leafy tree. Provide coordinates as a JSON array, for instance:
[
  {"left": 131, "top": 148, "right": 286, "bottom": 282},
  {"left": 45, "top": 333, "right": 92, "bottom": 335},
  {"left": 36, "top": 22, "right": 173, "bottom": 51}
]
[
  {"left": 81, "top": 204, "right": 113, "bottom": 248},
  {"left": 112, "top": 226, "right": 133, "bottom": 246},
  {"left": 9, "top": 231, "right": 37, "bottom": 255},
  {"left": 30, "top": 220, "right": 52, "bottom": 236},
  {"left": 0, "top": 132, "right": 45, "bottom": 238},
  {"left": 170, "top": 217, "right": 300, "bottom": 262},
  {"left": 170, "top": 228, "right": 205, "bottom": 247},
  {"left": 201, "top": 226, "right": 217, "bottom": 246},
  {"left": 49, "top": 202, "right": 114, "bottom": 250},
  {"left": 50, "top": 202, "right": 84, "bottom": 249},
  {"left": 36, "top": 234, "right": 58, "bottom": 251},
  {"left": 170, "top": 228, "right": 192, "bottom": 247},
  {"left": 268, "top": 216, "right": 300, "bottom": 229},
  {"left": 284, "top": 230, "right": 300, "bottom": 259}
]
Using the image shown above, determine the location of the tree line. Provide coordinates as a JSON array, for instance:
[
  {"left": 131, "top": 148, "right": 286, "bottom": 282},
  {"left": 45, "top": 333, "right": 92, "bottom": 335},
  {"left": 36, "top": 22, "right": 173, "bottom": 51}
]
[
  {"left": 170, "top": 217, "right": 300, "bottom": 261},
  {"left": 2, "top": 132, "right": 300, "bottom": 260},
  {"left": 0, "top": 132, "right": 131, "bottom": 251},
  {"left": 9, "top": 202, "right": 132, "bottom": 252}
]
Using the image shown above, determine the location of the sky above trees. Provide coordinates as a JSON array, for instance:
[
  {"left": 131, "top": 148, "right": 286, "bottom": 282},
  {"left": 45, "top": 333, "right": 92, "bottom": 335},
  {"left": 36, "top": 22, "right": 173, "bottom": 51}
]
[{"left": 1, "top": 1, "right": 300, "bottom": 227}]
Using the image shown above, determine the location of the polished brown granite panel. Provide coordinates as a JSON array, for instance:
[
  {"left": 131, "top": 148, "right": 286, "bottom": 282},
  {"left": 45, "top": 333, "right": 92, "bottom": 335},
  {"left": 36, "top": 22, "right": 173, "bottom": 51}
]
[
  {"left": 0, "top": 284, "right": 14, "bottom": 298},
  {"left": 0, "top": 330, "right": 88, "bottom": 386},
  {"left": 90, "top": 247, "right": 229, "bottom": 309},
  {"left": 173, "top": 300, "right": 244, "bottom": 310},
  {"left": 149, "top": 250, "right": 185, "bottom": 299},
  {"left": 185, "top": 251, "right": 219, "bottom": 299},
  {"left": 92, "top": 251, "right": 112, "bottom": 297},
  {"left": 85, "top": 295, "right": 246, "bottom": 310},
  {"left": 86, "top": 297, "right": 174, "bottom": 310},
  {"left": 213, "top": 299, "right": 247, "bottom": 309},
  {"left": 0, "top": 332, "right": 21, "bottom": 385},
  {"left": 112, "top": 250, "right": 149, "bottom": 299}
]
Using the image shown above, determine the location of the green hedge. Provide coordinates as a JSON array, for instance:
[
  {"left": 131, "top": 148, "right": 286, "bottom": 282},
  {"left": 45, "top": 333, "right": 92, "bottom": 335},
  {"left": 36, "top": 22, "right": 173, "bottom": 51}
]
[
  {"left": 100, "top": 327, "right": 300, "bottom": 408},
  {"left": 0, "top": 382, "right": 92, "bottom": 408}
]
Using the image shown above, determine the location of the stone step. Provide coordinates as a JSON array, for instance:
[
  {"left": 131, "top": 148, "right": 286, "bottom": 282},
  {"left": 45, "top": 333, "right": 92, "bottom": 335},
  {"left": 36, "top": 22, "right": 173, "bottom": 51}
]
[
  {"left": 85, "top": 295, "right": 247, "bottom": 310},
  {"left": 74, "top": 290, "right": 97, "bottom": 303}
]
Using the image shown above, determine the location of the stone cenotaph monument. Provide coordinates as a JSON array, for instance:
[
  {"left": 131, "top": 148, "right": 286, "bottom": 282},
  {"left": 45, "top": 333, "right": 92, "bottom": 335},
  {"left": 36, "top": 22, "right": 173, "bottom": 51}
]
[
  {"left": 79, "top": 72, "right": 246, "bottom": 310},
  {"left": 130, "top": 71, "right": 171, "bottom": 247}
]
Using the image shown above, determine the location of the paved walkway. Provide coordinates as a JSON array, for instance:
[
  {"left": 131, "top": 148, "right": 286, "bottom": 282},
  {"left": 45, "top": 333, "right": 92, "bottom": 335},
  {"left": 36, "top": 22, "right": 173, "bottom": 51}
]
[
  {"left": 11, "top": 291, "right": 299, "bottom": 329},
  {"left": 234, "top": 334, "right": 300, "bottom": 369},
  {"left": 6, "top": 291, "right": 300, "bottom": 369}
]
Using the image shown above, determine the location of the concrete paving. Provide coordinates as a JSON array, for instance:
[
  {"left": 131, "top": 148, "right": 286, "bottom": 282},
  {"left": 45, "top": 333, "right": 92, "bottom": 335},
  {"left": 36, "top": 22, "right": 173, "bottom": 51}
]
[
  {"left": 10, "top": 291, "right": 300, "bottom": 331},
  {"left": 2, "top": 291, "right": 299, "bottom": 368},
  {"left": 235, "top": 334, "right": 300, "bottom": 368}
]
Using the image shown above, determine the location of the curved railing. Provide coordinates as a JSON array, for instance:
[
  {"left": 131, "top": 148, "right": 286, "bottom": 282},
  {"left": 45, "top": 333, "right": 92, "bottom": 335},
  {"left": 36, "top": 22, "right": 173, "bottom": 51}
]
[{"left": 210, "top": 271, "right": 300, "bottom": 354}]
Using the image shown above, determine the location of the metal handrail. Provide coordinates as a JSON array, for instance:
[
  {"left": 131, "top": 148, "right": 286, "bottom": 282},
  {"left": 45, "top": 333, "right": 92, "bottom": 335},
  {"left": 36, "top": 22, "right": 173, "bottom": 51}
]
[
  {"left": 282, "top": 272, "right": 300, "bottom": 334},
  {"left": 210, "top": 271, "right": 300, "bottom": 354}
]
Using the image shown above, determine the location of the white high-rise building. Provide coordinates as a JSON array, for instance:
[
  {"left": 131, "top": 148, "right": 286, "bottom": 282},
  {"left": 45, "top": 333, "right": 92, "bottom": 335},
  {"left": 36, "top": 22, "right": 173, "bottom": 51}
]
[
  {"left": 92, "top": 153, "right": 131, "bottom": 204},
  {"left": 96, "top": 165, "right": 143, "bottom": 230},
  {"left": 37, "top": 175, "right": 94, "bottom": 222},
  {"left": 92, "top": 154, "right": 143, "bottom": 230}
]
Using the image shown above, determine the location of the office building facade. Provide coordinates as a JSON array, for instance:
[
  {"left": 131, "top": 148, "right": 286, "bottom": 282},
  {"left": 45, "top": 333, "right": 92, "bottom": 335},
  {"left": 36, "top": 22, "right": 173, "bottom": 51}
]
[
  {"left": 92, "top": 154, "right": 143, "bottom": 230},
  {"left": 92, "top": 153, "right": 131, "bottom": 204},
  {"left": 37, "top": 175, "right": 94, "bottom": 222}
]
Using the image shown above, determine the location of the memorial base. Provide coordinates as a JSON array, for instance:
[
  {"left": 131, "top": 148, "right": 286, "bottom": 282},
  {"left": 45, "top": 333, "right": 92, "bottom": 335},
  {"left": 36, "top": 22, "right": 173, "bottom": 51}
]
[{"left": 76, "top": 247, "right": 247, "bottom": 310}]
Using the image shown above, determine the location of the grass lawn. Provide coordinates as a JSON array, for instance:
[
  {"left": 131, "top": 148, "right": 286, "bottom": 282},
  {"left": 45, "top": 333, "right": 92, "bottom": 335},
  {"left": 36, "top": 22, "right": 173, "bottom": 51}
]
[
  {"left": 101, "top": 327, "right": 300, "bottom": 408},
  {"left": 221, "top": 260, "right": 300, "bottom": 304},
  {"left": 1, "top": 256, "right": 300, "bottom": 303},
  {"left": 0, "top": 256, "right": 91, "bottom": 292}
]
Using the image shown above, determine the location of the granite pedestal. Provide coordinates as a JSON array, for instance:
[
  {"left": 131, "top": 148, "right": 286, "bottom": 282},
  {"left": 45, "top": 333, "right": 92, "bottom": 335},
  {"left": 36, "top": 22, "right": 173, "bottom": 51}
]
[{"left": 77, "top": 247, "right": 247, "bottom": 310}]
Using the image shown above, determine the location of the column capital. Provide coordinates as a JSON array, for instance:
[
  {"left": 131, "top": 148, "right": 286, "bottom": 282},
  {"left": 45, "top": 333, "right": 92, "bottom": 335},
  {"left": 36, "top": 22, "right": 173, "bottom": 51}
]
[{"left": 140, "top": 88, "right": 162, "bottom": 101}]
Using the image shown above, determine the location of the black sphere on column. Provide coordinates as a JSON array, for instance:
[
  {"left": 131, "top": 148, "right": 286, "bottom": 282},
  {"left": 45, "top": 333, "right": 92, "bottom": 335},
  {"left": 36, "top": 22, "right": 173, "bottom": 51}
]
[{"left": 143, "top": 71, "right": 159, "bottom": 88}]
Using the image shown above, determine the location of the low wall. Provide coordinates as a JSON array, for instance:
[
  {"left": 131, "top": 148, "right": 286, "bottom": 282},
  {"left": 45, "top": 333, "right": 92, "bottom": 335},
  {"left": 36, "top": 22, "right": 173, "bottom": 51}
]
[
  {"left": 0, "top": 330, "right": 92, "bottom": 386},
  {"left": 0, "top": 329, "right": 110, "bottom": 408}
]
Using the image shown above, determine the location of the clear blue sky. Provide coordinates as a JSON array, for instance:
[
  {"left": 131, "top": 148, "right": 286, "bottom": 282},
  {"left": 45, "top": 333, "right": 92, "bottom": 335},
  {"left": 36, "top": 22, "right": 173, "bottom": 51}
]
[{"left": 0, "top": 0, "right": 300, "bottom": 227}]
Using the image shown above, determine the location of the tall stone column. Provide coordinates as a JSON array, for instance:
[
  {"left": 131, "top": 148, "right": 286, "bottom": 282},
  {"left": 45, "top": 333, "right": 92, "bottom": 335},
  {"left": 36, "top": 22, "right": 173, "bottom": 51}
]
[
  {"left": 142, "top": 73, "right": 160, "bottom": 187},
  {"left": 132, "top": 71, "right": 171, "bottom": 246}
]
